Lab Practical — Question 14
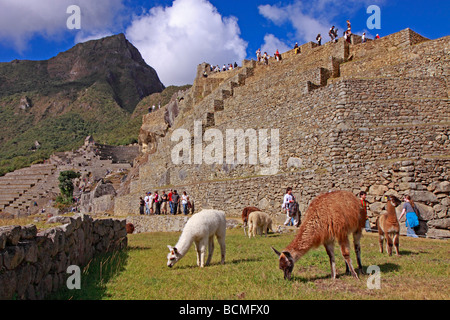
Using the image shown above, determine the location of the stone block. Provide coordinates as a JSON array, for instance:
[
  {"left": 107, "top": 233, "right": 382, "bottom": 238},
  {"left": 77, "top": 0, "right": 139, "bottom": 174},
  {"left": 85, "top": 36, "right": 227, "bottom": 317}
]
[
  {"left": 0, "top": 270, "right": 17, "bottom": 300},
  {"left": 20, "top": 225, "right": 37, "bottom": 240},
  {"left": 435, "top": 181, "right": 450, "bottom": 193},
  {"left": 369, "top": 185, "right": 388, "bottom": 196},
  {"left": 428, "top": 218, "right": 450, "bottom": 230},
  {"left": 0, "top": 226, "right": 21, "bottom": 246},
  {"left": 1, "top": 245, "right": 25, "bottom": 270},
  {"left": 369, "top": 202, "right": 385, "bottom": 214},
  {"left": 410, "top": 190, "right": 438, "bottom": 204},
  {"left": 20, "top": 240, "right": 38, "bottom": 263},
  {"left": 287, "top": 157, "right": 303, "bottom": 169}
]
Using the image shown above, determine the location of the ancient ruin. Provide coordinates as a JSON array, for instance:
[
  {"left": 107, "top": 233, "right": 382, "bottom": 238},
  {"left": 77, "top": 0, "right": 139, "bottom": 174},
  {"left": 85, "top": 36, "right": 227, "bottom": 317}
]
[{"left": 114, "top": 29, "right": 449, "bottom": 239}]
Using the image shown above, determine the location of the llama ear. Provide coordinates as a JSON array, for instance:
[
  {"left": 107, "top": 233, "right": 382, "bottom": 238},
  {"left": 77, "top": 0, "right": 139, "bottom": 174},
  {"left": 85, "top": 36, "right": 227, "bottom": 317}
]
[
  {"left": 173, "top": 247, "right": 178, "bottom": 254},
  {"left": 283, "top": 251, "right": 292, "bottom": 259},
  {"left": 271, "top": 247, "right": 281, "bottom": 257},
  {"left": 167, "top": 245, "right": 173, "bottom": 251}
]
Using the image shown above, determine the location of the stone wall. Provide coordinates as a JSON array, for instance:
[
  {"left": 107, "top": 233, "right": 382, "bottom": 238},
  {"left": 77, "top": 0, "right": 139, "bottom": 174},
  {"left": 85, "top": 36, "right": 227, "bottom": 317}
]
[
  {"left": 126, "top": 215, "right": 243, "bottom": 234},
  {"left": 114, "top": 29, "right": 449, "bottom": 239},
  {"left": 0, "top": 215, "right": 127, "bottom": 300},
  {"left": 127, "top": 215, "right": 190, "bottom": 233}
]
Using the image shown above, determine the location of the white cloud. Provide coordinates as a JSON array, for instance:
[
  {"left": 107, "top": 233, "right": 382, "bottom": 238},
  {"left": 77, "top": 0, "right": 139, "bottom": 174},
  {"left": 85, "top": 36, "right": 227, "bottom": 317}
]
[
  {"left": 0, "top": 0, "right": 125, "bottom": 52},
  {"left": 260, "top": 34, "right": 291, "bottom": 57},
  {"left": 125, "top": 0, "right": 248, "bottom": 86}
]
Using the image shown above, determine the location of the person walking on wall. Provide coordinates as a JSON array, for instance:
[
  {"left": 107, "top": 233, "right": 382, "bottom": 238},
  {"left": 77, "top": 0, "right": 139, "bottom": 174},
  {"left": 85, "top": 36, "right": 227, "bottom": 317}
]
[
  {"left": 181, "top": 191, "right": 190, "bottom": 216},
  {"left": 399, "top": 195, "right": 420, "bottom": 238},
  {"left": 316, "top": 34, "right": 322, "bottom": 46},
  {"left": 282, "top": 187, "right": 299, "bottom": 227},
  {"left": 329, "top": 26, "right": 336, "bottom": 42}
]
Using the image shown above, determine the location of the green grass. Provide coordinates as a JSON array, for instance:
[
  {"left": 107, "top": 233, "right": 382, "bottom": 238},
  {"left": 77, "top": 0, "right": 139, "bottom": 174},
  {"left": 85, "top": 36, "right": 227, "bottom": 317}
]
[{"left": 48, "top": 228, "right": 450, "bottom": 300}]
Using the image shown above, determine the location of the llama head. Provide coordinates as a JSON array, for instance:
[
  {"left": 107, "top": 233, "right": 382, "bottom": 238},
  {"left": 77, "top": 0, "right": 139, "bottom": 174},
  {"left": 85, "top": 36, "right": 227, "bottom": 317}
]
[
  {"left": 167, "top": 245, "right": 181, "bottom": 268},
  {"left": 272, "top": 247, "right": 295, "bottom": 280},
  {"left": 386, "top": 195, "right": 402, "bottom": 207}
]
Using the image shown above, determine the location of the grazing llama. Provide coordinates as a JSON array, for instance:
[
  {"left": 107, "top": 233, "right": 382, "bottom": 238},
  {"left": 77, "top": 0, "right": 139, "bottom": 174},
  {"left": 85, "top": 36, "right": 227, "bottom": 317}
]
[
  {"left": 241, "top": 206, "right": 260, "bottom": 235},
  {"left": 167, "top": 209, "right": 226, "bottom": 268},
  {"left": 248, "top": 211, "right": 273, "bottom": 238},
  {"left": 272, "top": 191, "right": 366, "bottom": 280},
  {"left": 376, "top": 195, "right": 402, "bottom": 256}
]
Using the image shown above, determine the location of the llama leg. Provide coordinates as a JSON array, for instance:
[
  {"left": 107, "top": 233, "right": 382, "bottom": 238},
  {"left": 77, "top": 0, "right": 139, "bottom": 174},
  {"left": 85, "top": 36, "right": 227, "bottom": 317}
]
[
  {"left": 206, "top": 236, "right": 214, "bottom": 266},
  {"left": 386, "top": 233, "right": 393, "bottom": 256},
  {"left": 353, "top": 231, "right": 365, "bottom": 275},
  {"left": 378, "top": 233, "right": 384, "bottom": 253},
  {"left": 393, "top": 233, "right": 400, "bottom": 256},
  {"left": 216, "top": 234, "right": 226, "bottom": 265},
  {"left": 195, "top": 239, "right": 207, "bottom": 268},
  {"left": 324, "top": 242, "right": 337, "bottom": 280},
  {"left": 340, "top": 239, "right": 359, "bottom": 279},
  {"left": 194, "top": 241, "right": 201, "bottom": 267}
]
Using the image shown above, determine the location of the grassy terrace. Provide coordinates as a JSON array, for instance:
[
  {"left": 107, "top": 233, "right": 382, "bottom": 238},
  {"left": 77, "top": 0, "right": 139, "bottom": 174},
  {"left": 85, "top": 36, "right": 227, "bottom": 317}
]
[{"left": 48, "top": 227, "right": 449, "bottom": 300}]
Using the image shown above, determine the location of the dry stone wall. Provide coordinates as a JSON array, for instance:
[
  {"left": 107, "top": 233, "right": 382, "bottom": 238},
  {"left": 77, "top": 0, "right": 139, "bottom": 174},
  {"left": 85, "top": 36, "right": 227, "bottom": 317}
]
[
  {"left": 0, "top": 215, "right": 127, "bottom": 300},
  {"left": 114, "top": 29, "right": 449, "bottom": 238}
]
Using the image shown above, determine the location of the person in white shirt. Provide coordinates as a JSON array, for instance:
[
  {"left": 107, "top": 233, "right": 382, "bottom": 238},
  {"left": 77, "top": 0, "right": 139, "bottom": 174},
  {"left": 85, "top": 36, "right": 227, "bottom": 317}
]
[
  {"left": 181, "top": 191, "right": 190, "bottom": 215},
  {"left": 282, "top": 187, "right": 299, "bottom": 227},
  {"left": 144, "top": 192, "right": 151, "bottom": 215}
]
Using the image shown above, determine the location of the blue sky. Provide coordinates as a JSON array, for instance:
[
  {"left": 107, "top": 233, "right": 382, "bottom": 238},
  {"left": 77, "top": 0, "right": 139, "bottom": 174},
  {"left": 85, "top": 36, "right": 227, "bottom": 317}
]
[{"left": 0, "top": 0, "right": 448, "bottom": 86}]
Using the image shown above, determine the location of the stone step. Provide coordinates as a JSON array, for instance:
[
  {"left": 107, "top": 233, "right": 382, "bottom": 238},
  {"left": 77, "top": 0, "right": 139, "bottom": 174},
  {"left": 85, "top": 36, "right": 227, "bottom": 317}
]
[{"left": 0, "top": 175, "right": 44, "bottom": 181}]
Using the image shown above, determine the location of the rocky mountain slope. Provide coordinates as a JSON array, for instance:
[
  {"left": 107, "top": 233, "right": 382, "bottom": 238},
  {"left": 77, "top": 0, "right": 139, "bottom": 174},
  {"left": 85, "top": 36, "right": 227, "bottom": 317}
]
[{"left": 0, "top": 34, "right": 166, "bottom": 175}]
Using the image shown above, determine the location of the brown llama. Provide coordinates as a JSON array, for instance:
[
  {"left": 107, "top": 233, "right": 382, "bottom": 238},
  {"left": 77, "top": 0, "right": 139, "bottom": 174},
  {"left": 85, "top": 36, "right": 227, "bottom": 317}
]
[
  {"left": 241, "top": 206, "right": 260, "bottom": 235},
  {"left": 376, "top": 195, "right": 402, "bottom": 256},
  {"left": 272, "top": 190, "right": 366, "bottom": 280}
]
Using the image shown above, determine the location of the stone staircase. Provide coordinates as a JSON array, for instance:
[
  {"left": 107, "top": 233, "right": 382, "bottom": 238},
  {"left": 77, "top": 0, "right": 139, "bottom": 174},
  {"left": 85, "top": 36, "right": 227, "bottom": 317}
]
[{"left": 194, "top": 39, "right": 349, "bottom": 131}]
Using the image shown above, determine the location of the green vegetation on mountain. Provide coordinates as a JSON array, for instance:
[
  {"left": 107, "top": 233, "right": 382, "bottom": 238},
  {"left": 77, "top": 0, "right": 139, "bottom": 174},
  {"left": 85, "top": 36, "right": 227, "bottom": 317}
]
[{"left": 0, "top": 34, "right": 190, "bottom": 176}]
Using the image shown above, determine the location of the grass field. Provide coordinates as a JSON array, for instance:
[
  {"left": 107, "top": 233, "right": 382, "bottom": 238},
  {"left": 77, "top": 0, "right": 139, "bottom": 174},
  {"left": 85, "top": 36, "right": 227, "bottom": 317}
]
[{"left": 49, "top": 227, "right": 450, "bottom": 300}]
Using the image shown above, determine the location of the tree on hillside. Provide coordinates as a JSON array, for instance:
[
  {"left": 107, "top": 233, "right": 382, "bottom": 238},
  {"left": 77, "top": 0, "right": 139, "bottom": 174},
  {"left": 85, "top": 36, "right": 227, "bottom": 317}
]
[{"left": 58, "top": 170, "right": 81, "bottom": 203}]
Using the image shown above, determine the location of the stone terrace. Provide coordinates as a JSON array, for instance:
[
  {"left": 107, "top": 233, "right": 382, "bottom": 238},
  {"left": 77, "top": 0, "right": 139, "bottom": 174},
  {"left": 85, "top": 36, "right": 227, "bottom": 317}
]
[
  {"left": 115, "top": 29, "right": 449, "bottom": 238},
  {"left": 0, "top": 137, "right": 139, "bottom": 216}
]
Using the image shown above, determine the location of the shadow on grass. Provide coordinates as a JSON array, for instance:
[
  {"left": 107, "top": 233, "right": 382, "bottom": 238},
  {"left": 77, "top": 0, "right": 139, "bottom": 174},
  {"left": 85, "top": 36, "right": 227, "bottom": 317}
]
[
  {"left": 171, "top": 257, "right": 264, "bottom": 270},
  {"left": 48, "top": 249, "right": 129, "bottom": 300},
  {"left": 290, "top": 262, "right": 401, "bottom": 283},
  {"left": 398, "top": 250, "right": 422, "bottom": 256},
  {"left": 378, "top": 262, "right": 401, "bottom": 273}
]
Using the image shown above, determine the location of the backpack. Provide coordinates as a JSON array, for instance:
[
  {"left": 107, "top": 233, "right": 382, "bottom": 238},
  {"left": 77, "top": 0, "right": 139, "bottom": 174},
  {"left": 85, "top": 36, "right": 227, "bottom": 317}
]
[{"left": 287, "top": 199, "right": 299, "bottom": 218}]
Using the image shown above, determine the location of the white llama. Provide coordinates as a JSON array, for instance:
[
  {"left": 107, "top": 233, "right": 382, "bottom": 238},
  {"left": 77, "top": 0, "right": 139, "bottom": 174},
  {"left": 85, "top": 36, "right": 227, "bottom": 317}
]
[
  {"left": 248, "top": 211, "right": 273, "bottom": 238},
  {"left": 167, "top": 209, "right": 226, "bottom": 268}
]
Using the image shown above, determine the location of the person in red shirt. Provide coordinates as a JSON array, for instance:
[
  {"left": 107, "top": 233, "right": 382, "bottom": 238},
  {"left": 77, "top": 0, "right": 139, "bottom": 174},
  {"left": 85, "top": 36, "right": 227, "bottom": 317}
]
[{"left": 168, "top": 189, "right": 173, "bottom": 214}]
